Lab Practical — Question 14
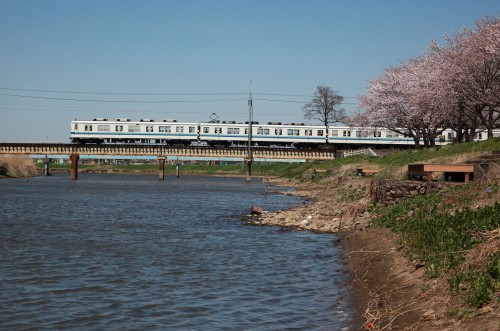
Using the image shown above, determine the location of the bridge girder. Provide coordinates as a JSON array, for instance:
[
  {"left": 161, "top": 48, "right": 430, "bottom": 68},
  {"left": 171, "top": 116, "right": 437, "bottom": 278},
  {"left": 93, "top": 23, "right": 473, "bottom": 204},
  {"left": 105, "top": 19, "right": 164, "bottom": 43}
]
[{"left": 0, "top": 143, "right": 336, "bottom": 161}]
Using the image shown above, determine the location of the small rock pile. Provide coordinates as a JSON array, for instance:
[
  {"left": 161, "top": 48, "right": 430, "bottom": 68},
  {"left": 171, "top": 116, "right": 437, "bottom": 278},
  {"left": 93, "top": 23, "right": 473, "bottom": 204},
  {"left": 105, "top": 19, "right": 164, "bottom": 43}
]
[{"left": 370, "top": 180, "right": 448, "bottom": 205}]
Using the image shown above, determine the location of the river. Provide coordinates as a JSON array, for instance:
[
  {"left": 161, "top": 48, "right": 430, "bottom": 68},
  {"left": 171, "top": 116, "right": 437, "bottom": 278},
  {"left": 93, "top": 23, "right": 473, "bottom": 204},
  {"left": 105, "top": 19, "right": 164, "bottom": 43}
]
[{"left": 0, "top": 174, "right": 356, "bottom": 330}]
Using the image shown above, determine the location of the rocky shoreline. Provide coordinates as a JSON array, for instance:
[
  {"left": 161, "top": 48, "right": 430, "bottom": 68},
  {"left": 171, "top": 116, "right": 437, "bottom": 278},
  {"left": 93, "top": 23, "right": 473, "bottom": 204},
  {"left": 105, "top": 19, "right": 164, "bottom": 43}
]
[{"left": 249, "top": 176, "right": 372, "bottom": 233}]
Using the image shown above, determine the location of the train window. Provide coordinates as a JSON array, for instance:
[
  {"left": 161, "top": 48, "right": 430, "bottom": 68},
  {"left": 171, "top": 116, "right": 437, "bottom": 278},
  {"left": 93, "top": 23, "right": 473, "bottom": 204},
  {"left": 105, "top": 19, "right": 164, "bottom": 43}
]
[
  {"left": 74, "top": 124, "right": 78, "bottom": 130},
  {"left": 244, "top": 128, "right": 248, "bottom": 134},
  {"left": 331, "top": 130, "right": 338, "bottom": 137},
  {"left": 257, "top": 128, "right": 269, "bottom": 135},
  {"left": 215, "top": 127, "right": 222, "bottom": 134},
  {"left": 189, "top": 126, "right": 196, "bottom": 133},
  {"left": 316, "top": 130, "right": 323, "bottom": 136},
  {"left": 128, "top": 125, "right": 140, "bottom": 133},
  {"left": 343, "top": 130, "right": 351, "bottom": 137},
  {"left": 447, "top": 132, "right": 453, "bottom": 139},
  {"left": 159, "top": 126, "right": 171, "bottom": 133},
  {"left": 228, "top": 128, "right": 240, "bottom": 134},
  {"left": 387, "top": 131, "right": 398, "bottom": 138},
  {"left": 115, "top": 125, "right": 123, "bottom": 132},
  {"left": 203, "top": 127, "right": 209, "bottom": 134},
  {"left": 287, "top": 129, "right": 300, "bottom": 136},
  {"left": 146, "top": 125, "right": 154, "bottom": 133},
  {"left": 475, "top": 133, "right": 482, "bottom": 140},
  {"left": 356, "top": 131, "right": 361, "bottom": 137},
  {"left": 85, "top": 125, "right": 93, "bottom": 131},
  {"left": 275, "top": 129, "right": 282, "bottom": 135},
  {"left": 176, "top": 126, "right": 184, "bottom": 133},
  {"left": 374, "top": 131, "right": 381, "bottom": 137},
  {"left": 305, "top": 129, "right": 312, "bottom": 136}
]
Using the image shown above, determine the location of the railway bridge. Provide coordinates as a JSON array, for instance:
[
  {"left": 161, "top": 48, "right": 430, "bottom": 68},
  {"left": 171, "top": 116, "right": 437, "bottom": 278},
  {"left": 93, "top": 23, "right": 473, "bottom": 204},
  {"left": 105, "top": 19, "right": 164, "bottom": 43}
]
[{"left": 0, "top": 143, "right": 335, "bottom": 180}]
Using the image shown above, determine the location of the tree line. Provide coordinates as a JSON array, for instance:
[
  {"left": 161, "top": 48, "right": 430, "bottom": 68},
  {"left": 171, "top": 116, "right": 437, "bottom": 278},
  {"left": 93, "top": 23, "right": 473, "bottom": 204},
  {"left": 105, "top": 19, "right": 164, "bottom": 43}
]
[
  {"left": 354, "top": 16, "right": 500, "bottom": 146},
  {"left": 305, "top": 16, "right": 500, "bottom": 147}
]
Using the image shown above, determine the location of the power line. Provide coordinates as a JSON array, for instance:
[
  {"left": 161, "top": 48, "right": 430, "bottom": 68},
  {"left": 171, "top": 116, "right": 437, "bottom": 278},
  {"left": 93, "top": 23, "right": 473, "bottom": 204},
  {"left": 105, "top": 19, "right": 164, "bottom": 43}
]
[
  {"left": 0, "top": 87, "right": 247, "bottom": 96},
  {"left": 0, "top": 87, "right": 359, "bottom": 99},
  {"left": 0, "top": 93, "right": 247, "bottom": 103}
]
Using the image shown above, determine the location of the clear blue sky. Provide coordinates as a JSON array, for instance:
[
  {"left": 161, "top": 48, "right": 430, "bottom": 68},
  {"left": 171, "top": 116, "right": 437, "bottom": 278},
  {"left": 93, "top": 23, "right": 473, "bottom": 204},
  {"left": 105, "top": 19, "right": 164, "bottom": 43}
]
[{"left": 1, "top": 0, "right": 500, "bottom": 142}]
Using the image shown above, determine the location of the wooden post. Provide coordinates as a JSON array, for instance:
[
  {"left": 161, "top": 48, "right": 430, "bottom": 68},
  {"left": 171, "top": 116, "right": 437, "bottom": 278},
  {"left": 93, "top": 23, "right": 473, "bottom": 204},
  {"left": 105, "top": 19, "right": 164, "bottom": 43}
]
[
  {"left": 158, "top": 156, "right": 166, "bottom": 181},
  {"left": 176, "top": 163, "right": 180, "bottom": 178},
  {"left": 70, "top": 153, "right": 79, "bottom": 180}
]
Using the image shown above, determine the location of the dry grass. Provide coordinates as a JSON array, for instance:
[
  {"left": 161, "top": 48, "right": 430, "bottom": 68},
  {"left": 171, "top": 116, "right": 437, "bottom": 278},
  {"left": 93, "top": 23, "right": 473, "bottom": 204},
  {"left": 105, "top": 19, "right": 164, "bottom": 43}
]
[{"left": 0, "top": 155, "right": 37, "bottom": 177}]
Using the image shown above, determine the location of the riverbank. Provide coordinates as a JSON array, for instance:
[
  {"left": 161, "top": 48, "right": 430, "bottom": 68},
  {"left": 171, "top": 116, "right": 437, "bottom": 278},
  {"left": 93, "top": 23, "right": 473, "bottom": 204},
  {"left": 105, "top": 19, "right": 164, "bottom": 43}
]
[
  {"left": 250, "top": 163, "right": 499, "bottom": 330},
  {"left": 0, "top": 155, "right": 37, "bottom": 178}
]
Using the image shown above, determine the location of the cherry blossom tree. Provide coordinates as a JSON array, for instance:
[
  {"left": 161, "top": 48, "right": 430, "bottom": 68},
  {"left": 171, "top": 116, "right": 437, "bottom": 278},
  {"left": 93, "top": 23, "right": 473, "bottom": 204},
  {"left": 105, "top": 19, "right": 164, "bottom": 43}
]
[
  {"left": 355, "top": 16, "right": 500, "bottom": 145},
  {"left": 356, "top": 64, "right": 423, "bottom": 145},
  {"left": 356, "top": 56, "right": 451, "bottom": 147},
  {"left": 430, "top": 16, "right": 500, "bottom": 139}
]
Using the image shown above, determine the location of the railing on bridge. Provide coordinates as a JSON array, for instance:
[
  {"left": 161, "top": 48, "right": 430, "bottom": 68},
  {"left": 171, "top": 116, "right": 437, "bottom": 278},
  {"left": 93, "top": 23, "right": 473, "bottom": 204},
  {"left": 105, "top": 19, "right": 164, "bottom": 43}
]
[
  {"left": 0, "top": 143, "right": 335, "bottom": 161},
  {"left": 341, "top": 147, "right": 378, "bottom": 158}
]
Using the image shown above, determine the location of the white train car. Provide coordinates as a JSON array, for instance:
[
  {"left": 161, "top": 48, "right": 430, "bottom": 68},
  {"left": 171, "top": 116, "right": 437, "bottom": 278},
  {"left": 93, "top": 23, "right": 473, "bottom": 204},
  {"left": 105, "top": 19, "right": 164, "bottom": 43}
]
[
  {"left": 70, "top": 118, "right": 494, "bottom": 147},
  {"left": 197, "top": 122, "right": 413, "bottom": 147},
  {"left": 71, "top": 118, "right": 198, "bottom": 145}
]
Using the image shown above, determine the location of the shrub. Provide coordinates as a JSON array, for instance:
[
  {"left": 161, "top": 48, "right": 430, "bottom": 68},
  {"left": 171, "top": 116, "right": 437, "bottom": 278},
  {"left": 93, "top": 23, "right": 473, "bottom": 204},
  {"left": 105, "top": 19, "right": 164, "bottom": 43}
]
[{"left": 0, "top": 155, "right": 37, "bottom": 177}]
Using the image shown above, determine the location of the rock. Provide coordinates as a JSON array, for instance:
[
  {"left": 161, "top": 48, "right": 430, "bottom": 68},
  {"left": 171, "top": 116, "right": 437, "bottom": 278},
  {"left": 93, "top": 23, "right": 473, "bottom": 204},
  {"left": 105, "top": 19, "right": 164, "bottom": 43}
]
[{"left": 249, "top": 206, "right": 263, "bottom": 215}]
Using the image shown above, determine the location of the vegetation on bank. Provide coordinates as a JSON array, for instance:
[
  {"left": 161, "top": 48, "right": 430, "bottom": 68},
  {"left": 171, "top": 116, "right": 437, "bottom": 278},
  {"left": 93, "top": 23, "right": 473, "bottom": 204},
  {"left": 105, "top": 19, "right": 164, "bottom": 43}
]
[
  {"left": 271, "top": 138, "right": 499, "bottom": 311},
  {"left": 373, "top": 189, "right": 499, "bottom": 308},
  {"left": 0, "top": 155, "right": 37, "bottom": 178}
]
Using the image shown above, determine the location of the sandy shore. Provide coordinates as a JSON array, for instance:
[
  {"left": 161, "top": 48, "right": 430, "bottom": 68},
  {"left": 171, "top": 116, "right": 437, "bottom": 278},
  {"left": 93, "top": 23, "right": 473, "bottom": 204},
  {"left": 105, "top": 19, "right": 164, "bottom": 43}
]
[{"left": 248, "top": 176, "right": 499, "bottom": 331}]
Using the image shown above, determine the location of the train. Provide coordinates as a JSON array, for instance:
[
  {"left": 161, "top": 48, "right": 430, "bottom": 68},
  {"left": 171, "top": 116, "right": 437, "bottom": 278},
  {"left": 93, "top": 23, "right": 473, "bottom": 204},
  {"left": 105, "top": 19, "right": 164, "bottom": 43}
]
[{"left": 70, "top": 118, "right": 493, "bottom": 148}]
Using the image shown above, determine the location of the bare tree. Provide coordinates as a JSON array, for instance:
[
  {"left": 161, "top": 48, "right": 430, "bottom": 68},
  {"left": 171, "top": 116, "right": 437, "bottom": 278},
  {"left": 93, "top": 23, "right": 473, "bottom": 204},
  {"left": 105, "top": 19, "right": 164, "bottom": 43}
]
[{"left": 303, "top": 85, "right": 345, "bottom": 144}]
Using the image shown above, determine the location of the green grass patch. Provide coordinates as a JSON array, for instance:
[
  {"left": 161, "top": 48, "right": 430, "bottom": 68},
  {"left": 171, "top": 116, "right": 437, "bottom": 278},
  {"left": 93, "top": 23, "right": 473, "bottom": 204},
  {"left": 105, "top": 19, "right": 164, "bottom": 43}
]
[
  {"left": 373, "top": 189, "right": 499, "bottom": 277},
  {"left": 373, "top": 185, "right": 499, "bottom": 307},
  {"left": 372, "top": 137, "right": 500, "bottom": 168},
  {"left": 448, "top": 253, "right": 500, "bottom": 308}
]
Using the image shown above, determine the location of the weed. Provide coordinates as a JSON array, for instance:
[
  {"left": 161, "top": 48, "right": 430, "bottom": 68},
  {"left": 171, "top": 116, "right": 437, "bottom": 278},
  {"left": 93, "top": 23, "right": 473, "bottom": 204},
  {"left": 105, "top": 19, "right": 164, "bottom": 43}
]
[{"left": 420, "top": 283, "right": 430, "bottom": 292}]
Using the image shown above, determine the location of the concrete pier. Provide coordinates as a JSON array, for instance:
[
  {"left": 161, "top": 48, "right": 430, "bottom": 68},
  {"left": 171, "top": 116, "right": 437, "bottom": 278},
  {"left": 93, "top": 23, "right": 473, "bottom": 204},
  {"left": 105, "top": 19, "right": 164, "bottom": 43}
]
[
  {"left": 245, "top": 158, "right": 253, "bottom": 182},
  {"left": 43, "top": 157, "right": 50, "bottom": 176},
  {"left": 158, "top": 156, "right": 166, "bottom": 180},
  {"left": 70, "top": 153, "right": 79, "bottom": 180}
]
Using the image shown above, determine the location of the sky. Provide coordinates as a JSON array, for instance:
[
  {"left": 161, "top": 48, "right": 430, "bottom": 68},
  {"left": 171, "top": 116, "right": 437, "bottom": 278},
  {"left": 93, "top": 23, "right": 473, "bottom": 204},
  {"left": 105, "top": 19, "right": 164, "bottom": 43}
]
[{"left": 1, "top": 0, "right": 500, "bottom": 142}]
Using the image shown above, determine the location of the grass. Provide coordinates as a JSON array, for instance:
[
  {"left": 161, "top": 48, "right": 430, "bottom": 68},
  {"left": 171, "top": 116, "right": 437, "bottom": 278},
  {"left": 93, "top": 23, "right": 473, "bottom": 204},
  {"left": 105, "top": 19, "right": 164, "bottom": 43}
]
[
  {"left": 372, "top": 137, "right": 500, "bottom": 167},
  {"left": 36, "top": 161, "right": 306, "bottom": 176},
  {"left": 372, "top": 184, "right": 499, "bottom": 307}
]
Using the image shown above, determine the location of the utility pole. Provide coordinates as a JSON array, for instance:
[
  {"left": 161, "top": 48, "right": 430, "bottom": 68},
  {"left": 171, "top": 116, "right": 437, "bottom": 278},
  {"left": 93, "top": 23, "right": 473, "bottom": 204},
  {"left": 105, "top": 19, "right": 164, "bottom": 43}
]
[{"left": 246, "top": 80, "right": 253, "bottom": 182}]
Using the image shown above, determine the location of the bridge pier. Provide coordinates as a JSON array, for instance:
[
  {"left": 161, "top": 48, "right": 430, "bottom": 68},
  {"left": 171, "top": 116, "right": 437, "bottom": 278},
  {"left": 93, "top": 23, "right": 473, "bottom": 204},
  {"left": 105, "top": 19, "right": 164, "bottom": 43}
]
[
  {"left": 43, "top": 157, "right": 50, "bottom": 176},
  {"left": 70, "top": 153, "right": 79, "bottom": 180},
  {"left": 158, "top": 156, "right": 166, "bottom": 180},
  {"left": 245, "top": 158, "right": 253, "bottom": 182}
]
